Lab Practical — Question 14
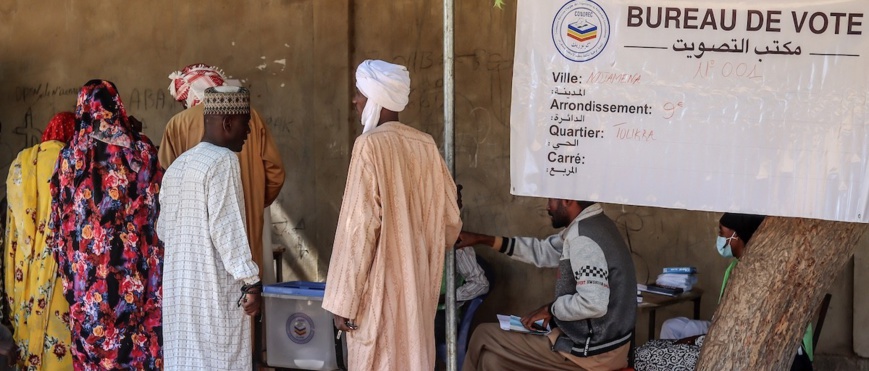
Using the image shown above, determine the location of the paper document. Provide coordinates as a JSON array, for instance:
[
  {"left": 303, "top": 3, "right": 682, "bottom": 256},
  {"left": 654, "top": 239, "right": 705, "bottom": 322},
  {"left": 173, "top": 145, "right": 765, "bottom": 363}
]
[{"left": 496, "top": 314, "right": 551, "bottom": 335}]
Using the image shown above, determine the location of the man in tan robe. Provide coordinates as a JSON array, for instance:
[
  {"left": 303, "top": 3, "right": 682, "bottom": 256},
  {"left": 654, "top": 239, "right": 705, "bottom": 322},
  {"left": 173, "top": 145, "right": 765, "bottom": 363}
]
[
  {"left": 323, "top": 60, "right": 462, "bottom": 371},
  {"left": 160, "top": 64, "right": 285, "bottom": 276}
]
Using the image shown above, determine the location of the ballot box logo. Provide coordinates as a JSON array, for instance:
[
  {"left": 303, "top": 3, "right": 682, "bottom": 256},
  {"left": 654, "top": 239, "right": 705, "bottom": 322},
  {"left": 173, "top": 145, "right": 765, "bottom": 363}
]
[
  {"left": 568, "top": 22, "right": 597, "bottom": 42},
  {"left": 552, "top": 0, "right": 610, "bottom": 62},
  {"left": 286, "top": 312, "right": 315, "bottom": 344}
]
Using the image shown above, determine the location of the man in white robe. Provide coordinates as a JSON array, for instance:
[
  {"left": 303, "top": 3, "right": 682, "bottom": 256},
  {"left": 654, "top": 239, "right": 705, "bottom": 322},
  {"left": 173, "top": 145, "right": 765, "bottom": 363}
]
[
  {"left": 161, "top": 63, "right": 286, "bottom": 282},
  {"left": 158, "top": 86, "right": 262, "bottom": 371},
  {"left": 322, "top": 60, "right": 463, "bottom": 371}
]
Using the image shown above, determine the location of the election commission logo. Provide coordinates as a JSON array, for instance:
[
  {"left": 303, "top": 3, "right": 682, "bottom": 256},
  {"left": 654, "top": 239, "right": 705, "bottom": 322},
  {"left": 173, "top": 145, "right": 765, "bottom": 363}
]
[
  {"left": 286, "top": 313, "right": 315, "bottom": 344},
  {"left": 551, "top": 0, "right": 610, "bottom": 62}
]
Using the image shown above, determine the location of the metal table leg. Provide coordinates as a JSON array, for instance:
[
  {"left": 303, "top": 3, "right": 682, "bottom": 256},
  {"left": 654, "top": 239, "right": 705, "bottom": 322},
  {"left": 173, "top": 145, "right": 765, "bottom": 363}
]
[{"left": 648, "top": 310, "right": 656, "bottom": 340}]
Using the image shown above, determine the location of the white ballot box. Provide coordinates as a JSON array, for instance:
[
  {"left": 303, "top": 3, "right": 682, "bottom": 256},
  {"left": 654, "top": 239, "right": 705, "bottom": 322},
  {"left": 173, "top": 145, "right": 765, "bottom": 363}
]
[{"left": 263, "top": 281, "right": 346, "bottom": 370}]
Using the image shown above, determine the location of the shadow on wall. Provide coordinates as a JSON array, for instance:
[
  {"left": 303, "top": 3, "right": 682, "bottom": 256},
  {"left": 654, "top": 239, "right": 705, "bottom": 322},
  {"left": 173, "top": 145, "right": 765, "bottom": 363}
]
[{"left": 270, "top": 203, "right": 318, "bottom": 282}]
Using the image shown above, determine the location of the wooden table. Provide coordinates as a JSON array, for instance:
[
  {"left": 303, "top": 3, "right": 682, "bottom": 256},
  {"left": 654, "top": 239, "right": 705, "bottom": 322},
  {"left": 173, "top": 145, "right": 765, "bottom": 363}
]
[{"left": 638, "top": 288, "right": 704, "bottom": 340}]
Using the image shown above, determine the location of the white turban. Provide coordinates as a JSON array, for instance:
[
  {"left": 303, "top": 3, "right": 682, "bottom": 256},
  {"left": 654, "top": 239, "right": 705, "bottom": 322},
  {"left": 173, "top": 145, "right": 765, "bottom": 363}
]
[{"left": 355, "top": 60, "right": 411, "bottom": 133}]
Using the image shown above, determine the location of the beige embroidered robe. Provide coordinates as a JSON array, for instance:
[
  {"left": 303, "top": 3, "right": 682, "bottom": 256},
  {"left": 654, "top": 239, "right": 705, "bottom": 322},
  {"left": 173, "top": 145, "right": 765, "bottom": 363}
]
[{"left": 323, "top": 122, "right": 462, "bottom": 371}]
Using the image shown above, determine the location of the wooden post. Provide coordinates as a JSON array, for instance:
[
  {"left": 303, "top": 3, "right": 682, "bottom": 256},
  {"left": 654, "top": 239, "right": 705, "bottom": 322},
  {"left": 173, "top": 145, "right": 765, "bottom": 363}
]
[{"left": 696, "top": 216, "right": 867, "bottom": 370}]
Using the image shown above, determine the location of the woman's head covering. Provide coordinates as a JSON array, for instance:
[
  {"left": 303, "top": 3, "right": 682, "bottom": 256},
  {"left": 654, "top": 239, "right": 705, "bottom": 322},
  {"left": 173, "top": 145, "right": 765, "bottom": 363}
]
[
  {"left": 75, "top": 80, "right": 135, "bottom": 147},
  {"left": 71, "top": 80, "right": 148, "bottom": 173},
  {"left": 168, "top": 63, "right": 228, "bottom": 108},
  {"left": 719, "top": 213, "right": 766, "bottom": 242},
  {"left": 355, "top": 60, "right": 411, "bottom": 133},
  {"left": 41, "top": 112, "right": 76, "bottom": 143}
]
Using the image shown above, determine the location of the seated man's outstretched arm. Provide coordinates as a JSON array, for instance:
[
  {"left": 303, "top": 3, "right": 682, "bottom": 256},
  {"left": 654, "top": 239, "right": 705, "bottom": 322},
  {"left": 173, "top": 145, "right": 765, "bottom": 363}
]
[{"left": 457, "top": 231, "right": 564, "bottom": 268}]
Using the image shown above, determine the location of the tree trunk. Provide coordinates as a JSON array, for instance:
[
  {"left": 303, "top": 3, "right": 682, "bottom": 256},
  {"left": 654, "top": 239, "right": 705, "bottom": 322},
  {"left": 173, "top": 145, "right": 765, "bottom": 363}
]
[{"left": 695, "top": 216, "right": 866, "bottom": 370}]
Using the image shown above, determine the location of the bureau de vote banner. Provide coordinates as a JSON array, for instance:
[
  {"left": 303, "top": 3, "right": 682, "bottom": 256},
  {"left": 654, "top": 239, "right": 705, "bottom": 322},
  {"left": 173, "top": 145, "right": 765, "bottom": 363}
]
[{"left": 509, "top": 0, "right": 869, "bottom": 222}]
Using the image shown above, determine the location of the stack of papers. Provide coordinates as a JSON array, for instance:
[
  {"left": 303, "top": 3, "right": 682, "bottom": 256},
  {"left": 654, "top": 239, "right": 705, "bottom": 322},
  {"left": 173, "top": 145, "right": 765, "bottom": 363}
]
[
  {"left": 656, "top": 273, "right": 698, "bottom": 291},
  {"left": 656, "top": 267, "right": 698, "bottom": 291},
  {"left": 496, "top": 314, "right": 551, "bottom": 335}
]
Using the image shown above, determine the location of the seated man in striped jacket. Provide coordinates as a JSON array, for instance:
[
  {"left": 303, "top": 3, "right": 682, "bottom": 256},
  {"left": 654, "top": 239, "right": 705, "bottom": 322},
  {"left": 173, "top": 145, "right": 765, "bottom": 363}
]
[{"left": 457, "top": 199, "right": 637, "bottom": 371}]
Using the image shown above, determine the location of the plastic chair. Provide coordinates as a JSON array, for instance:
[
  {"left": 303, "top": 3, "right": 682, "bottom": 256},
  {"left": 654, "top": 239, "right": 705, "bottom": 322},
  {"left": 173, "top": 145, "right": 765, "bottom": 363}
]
[{"left": 436, "top": 254, "right": 495, "bottom": 369}]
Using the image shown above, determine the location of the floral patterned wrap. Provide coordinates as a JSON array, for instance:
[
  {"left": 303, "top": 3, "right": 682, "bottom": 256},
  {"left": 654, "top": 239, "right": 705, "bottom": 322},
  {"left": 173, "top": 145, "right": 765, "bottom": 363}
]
[{"left": 49, "top": 80, "right": 164, "bottom": 370}]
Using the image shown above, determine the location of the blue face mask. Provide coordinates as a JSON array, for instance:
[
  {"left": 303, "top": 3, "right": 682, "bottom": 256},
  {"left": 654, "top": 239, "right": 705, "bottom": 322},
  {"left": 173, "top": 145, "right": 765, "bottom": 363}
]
[{"left": 716, "top": 233, "right": 737, "bottom": 258}]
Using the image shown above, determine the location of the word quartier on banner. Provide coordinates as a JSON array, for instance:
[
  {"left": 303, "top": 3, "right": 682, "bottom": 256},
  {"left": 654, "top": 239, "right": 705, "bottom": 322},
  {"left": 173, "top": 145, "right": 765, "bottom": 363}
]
[{"left": 510, "top": 0, "right": 868, "bottom": 222}]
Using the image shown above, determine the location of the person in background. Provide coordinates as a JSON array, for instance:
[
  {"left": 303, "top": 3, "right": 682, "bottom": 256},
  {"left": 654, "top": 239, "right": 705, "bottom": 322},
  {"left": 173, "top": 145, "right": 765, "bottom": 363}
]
[
  {"left": 658, "top": 213, "right": 766, "bottom": 340},
  {"left": 158, "top": 86, "right": 262, "bottom": 371},
  {"left": 435, "top": 184, "right": 489, "bottom": 345},
  {"left": 322, "top": 59, "right": 462, "bottom": 371},
  {"left": 160, "top": 63, "right": 285, "bottom": 282},
  {"left": 634, "top": 213, "right": 813, "bottom": 371},
  {"left": 49, "top": 80, "right": 163, "bottom": 370},
  {"left": 4, "top": 112, "right": 76, "bottom": 370},
  {"left": 458, "top": 199, "right": 637, "bottom": 371}
]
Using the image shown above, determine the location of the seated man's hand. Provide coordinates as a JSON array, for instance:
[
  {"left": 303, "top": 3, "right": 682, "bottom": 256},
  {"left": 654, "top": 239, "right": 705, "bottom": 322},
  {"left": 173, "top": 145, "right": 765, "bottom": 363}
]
[
  {"left": 520, "top": 304, "right": 553, "bottom": 331},
  {"left": 455, "top": 231, "right": 495, "bottom": 249},
  {"left": 674, "top": 335, "right": 701, "bottom": 345}
]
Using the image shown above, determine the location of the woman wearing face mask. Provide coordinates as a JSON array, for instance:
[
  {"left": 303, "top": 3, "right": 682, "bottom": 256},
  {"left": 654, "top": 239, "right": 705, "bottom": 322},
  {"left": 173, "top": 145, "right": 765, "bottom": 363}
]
[
  {"left": 658, "top": 213, "right": 766, "bottom": 340},
  {"left": 634, "top": 213, "right": 814, "bottom": 371}
]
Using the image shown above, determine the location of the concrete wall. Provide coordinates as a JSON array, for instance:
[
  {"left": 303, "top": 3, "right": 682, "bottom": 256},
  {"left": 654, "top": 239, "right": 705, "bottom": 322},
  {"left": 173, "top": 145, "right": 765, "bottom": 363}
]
[
  {"left": 0, "top": 0, "right": 353, "bottom": 283},
  {"left": 0, "top": 0, "right": 865, "bottom": 358}
]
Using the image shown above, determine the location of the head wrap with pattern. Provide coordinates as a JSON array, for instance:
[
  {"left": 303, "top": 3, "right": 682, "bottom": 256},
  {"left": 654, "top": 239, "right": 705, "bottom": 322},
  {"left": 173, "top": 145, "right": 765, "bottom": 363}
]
[
  {"left": 41, "top": 111, "right": 76, "bottom": 143},
  {"left": 203, "top": 86, "right": 251, "bottom": 116},
  {"left": 168, "top": 63, "right": 228, "bottom": 108}
]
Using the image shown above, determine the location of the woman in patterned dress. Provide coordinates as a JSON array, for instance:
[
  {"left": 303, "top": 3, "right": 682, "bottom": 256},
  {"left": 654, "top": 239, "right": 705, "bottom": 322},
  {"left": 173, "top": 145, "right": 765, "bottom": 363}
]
[
  {"left": 4, "top": 112, "right": 76, "bottom": 370},
  {"left": 49, "top": 80, "right": 163, "bottom": 370}
]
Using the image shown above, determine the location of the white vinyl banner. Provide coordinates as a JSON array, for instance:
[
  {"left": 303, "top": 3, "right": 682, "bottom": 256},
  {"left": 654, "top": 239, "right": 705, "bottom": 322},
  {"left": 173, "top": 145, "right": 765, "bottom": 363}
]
[{"left": 510, "top": 0, "right": 869, "bottom": 222}]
